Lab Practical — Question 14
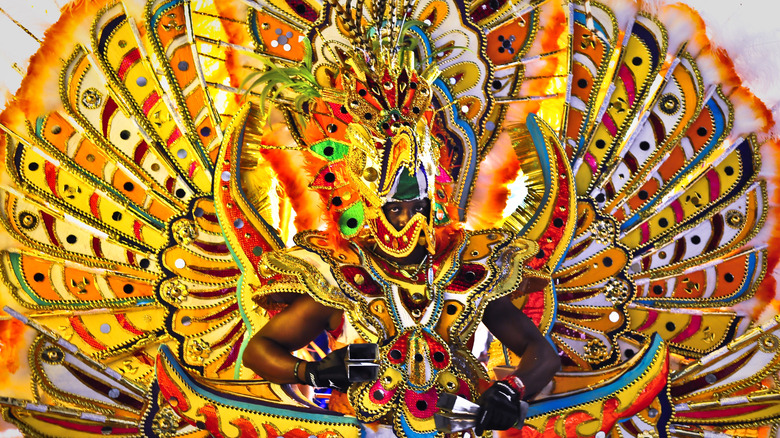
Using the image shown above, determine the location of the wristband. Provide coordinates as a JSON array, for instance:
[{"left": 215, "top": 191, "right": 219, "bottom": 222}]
[
  {"left": 503, "top": 375, "right": 526, "bottom": 400},
  {"left": 294, "top": 359, "right": 306, "bottom": 384}
]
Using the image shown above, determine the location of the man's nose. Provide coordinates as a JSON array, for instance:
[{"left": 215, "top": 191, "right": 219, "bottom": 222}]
[{"left": 397, "top": 208, "right": 413, "bottom": 228}]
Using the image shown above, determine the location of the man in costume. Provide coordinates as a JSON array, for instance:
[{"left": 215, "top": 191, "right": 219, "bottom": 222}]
[
  {"left": 2, "top": 1, "right": 780, "bottom": 438},
  {"left": 242, "top": 159, "right": 561, "bottom": 435}
]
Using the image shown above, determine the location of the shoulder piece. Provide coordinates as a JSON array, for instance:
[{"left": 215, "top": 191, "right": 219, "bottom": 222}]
[
  {"left": 254, "top": 231, "right": 382, "bottom": 342},
  {"left": 436, "top": 230, "right": 538, "bottom": 344},
  {"left": 457, "top": 229, "right": 539, "bottom": 297}
]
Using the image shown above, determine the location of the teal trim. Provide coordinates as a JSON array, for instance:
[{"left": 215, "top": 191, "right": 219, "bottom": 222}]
[
  {"left": 518, "top": 114, "right": 552, "bottom": 235},
  {"left": 151, "top": 0, "right": 182, "bottom": 27},
  {"left": 527, "top": 335, "right": 664, "bottom": 417},
  {"left": 545, "top": 283, "right": 558, "bottom": 338},
  {"left": 35, "top": 117, "right": 45, "bottom": 136},
  {"left": 248, "top": 9, "right": 262, "bottom": 48},
  {"left": 399, "top": 411, "right": 437, "bottom": 438},
  {"left": 234, "top": 274, "right": 251, "bottom": 379},
  {"left": 160, "top": 345, "right": 362, "bottom": 426},
  {"left": 502, "top": 344, "right": 511, "bottom": 366},
  {"left": 214, "top": 178, "right": 251, "bottom": 379},
  {"left": 407, "top": 24, "right": 479, "bottom": 220},
  {"left": 573, "top": 11, "right": 609, "bottom": 45},
  {"left": 11, "top": 252, "right": 48, "bottom": 307},
  {"left": 218, "top": 121, "right": 267, "bottom": 378}
]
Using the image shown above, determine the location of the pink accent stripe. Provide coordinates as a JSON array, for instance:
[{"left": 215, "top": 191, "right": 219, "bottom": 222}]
[
  {"left": 637, "top": 310, "right": 659, "bottom": 331},
  {"left": 619, "top": 64, "right": 637, "bottom": 106},
  {"left": 436, "top": 166, "right": 452, "bottom": 183},
  {"left": 167, "top": 127, "right": 182, "bottom": 147},
  {"left": 188, "top": 161, "right": 197, "bottom": 178},
  {"left": 584, "top": 152, "right": 598, "bottom": 172},
  {"left": 675, "top": 404, "right": 766, "bottom": 419},
  {"left": 117, "top": 48, "right": 140, "bottom": 81},
  {"left": 142, "top": 91, "right": 160, "bottom": 116},
  {"left": 706, "top": 169, "right": 721, "bottom": 200},
  {"left": 671, "top": 315, "right": 702, "bottom": 343},
  {"left": 34, "top": 415, "right": 138, "bottom": 434},
  {"left": 671, "top": 200, "right": 684, "bottom": 222},
  {"left": 640, "top": 222, "right": 651, "bottom": 244},
  {"left": 602, "top": 113, "right": 618, "bottom": 136}
]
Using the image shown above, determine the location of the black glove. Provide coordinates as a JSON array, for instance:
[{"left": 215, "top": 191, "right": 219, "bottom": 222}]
[
  {"left": 303, "top": 346, "right": 350, "bottom": 391},
  {"left": 303, "top": 344, "right": 378, "bottom": 391},
  {"left": 474, "top": 380, "right": 528, "bottom": 435}
]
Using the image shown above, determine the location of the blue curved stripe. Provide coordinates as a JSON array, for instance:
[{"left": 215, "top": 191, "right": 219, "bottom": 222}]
[
  {"left": 622, "top": 98, "right": 727, "bottom": 231},
  {"left": 150, "top": 0, "right": 183, "bottom": 28},
  {"left": 408, "top": 25, "right": 478, "bottom": 220},
  {"left": 248, "top": 10, "right": 263, "bottom": 47},
  {"left": 573, "top": 11, "right": 610, "bottom": 43},
  {"left": 518, "top": 114, "right": 552, "bottom": 235},
  {"left": 399, "top": 413, "right": 436, "bottom": 438},
  {"left": 634, "top": 251, "right": 758, "bottom": 307},
  {"left": 408, "top": 26, "right": 433, "bottom": 61},
  {"left": 527, "top": 335, "right": 664, "bottom": 417},
  {"left": 158, "top": 345, "right": 363, "bottom": 426}
]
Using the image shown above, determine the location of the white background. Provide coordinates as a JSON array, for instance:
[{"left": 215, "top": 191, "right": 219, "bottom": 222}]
[{"left": 0, "top": 0, "right": 778, "bottom": 436}]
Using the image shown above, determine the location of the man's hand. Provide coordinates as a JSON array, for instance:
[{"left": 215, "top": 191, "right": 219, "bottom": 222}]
[
  {"left": 303, "top": 346, "right": 350, "bottom": 391},
  {"left": 303, "top": 344, "right": 378, "bottom": 391},
  {"left": 474, "top": 379, "right": 528, "bottom": 435}
]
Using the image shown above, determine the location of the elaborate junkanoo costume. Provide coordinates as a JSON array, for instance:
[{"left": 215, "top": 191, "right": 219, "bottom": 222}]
[{"left": 1, "top": 0, "right": 779, "bottom": 437}]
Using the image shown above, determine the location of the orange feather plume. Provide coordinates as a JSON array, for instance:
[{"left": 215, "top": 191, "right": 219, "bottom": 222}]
[
  {"left": 13, "top": 0, "right": 110, "bottom": 119},
  {"left": 0, "top": 317, "right": 26, "bottom": 386},
  {"left": 756, "top": 138, "right": 780, "bottom": 320},
  {"left": 257, "top": 146, "right": 324, "bottom": 232},
  {"left": 467, "top": 131, "right": 521, "bottom": 229}
]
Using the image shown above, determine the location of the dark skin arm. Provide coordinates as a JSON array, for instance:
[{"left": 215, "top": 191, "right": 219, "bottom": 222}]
[
  {"left": 242, "top": 295, "right": 342, "bottom": 383},
  {"left": 243, "top": 280, "right": 560, "bottom": 393},
  {"left": 482, "top": 294, "right": 561, "bottom": 399}
]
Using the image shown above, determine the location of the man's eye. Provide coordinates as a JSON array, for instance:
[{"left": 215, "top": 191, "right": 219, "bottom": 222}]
[{"left": 390, "top": 207, "right": 400, "bottom": 213}]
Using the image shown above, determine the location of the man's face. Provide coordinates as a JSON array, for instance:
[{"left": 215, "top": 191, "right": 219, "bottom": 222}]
[{"left": 381, "top": 198, "right": 431, "bottom": 232}]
